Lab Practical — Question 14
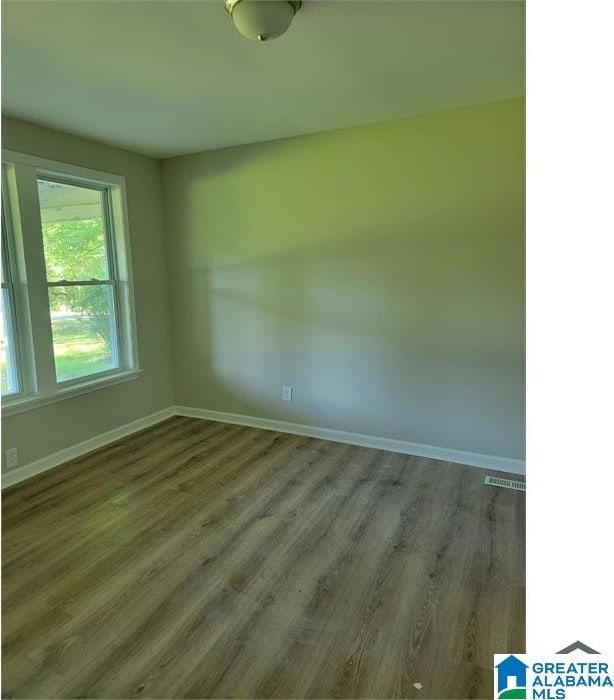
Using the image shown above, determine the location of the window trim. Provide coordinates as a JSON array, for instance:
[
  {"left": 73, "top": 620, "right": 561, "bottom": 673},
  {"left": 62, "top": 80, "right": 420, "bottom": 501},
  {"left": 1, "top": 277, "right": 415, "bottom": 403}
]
[
  {"left": 1, "top": 150, "right": 141, "bottom": 415},
  {"left": 2, "top": 369, "right": 142, "bottom": 416}
]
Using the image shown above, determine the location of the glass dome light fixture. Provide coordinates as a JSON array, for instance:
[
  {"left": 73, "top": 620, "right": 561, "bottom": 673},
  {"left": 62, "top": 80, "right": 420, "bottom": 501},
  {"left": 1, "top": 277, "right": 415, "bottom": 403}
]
[{"left": 224, "top": 0, "right": 302, "bottom": 42}]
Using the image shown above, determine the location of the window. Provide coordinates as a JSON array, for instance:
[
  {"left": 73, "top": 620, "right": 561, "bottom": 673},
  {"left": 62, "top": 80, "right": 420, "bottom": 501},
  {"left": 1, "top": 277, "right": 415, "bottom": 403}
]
[
  {"left": 1, "top": 205, "right": 21, "bottom": 397},
  {"left": 1, "top": 152, "right": 139, "bottom": 413},
  {"left": 39, "top": 178, "right": 120, "bottom": 383}
]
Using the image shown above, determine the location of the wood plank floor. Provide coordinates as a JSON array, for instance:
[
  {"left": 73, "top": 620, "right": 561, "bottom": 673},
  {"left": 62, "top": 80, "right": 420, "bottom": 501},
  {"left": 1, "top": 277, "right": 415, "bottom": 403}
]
[{"left": 2, "top": 417, "right": 525, "bottom": 699}]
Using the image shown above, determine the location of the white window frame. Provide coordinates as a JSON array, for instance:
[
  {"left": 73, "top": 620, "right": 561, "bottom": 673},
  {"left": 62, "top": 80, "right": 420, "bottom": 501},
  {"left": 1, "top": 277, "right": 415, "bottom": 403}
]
[
  {"left": 1, "top": 200, "right": 25, "bottom": 399},
  {"left": 1, "top": 150, "right": 141, "bottom": 416}
]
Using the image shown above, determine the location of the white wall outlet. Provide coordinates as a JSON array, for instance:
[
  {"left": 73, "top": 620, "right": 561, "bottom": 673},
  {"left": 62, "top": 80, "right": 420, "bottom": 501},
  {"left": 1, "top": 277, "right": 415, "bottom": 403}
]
[
  {"left": 282, "top": 385, "right": 293, "bottom": 402},
  {"left": 6, "top": 448, "right": 18, "bottom": 469}
]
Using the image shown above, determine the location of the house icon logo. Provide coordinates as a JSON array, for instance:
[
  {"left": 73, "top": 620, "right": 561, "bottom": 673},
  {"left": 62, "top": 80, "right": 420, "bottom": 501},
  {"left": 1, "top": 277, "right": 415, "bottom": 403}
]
[{"left": 496, "top": 655, "right": 528, "bottom": 699}]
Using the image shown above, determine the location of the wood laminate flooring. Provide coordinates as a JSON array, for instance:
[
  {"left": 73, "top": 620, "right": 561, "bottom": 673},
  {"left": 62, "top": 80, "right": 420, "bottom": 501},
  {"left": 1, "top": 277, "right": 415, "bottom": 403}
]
[{"left": 2, "top": 417, "right": 525, "bottom": 699}]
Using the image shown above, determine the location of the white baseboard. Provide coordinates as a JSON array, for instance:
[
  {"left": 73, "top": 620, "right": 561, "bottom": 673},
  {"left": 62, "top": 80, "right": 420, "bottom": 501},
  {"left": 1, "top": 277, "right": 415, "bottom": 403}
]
[
  {"left": 175, "top": 406, "right": 525, "bottom": 475},
  {"left": 2, "top": 404, "right": 524, "bottom": 489},
  {"left": 1, "top": 407, "right": 175, "bottom": 489}
]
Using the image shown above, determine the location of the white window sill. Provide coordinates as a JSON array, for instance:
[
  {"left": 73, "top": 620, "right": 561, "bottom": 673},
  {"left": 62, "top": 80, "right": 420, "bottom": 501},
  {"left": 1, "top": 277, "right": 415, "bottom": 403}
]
[{"left": 1, "top": 369, "right": 143, "bottom": 417}]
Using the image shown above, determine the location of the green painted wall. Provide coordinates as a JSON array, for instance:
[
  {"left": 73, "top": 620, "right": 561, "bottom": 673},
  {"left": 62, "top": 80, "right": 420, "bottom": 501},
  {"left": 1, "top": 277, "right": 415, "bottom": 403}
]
[
  {"left": 2, "top": 116, "right": 175, "bottom": 468},
  {"left": 162, "top": 98, "right": 525, "bottom": 459}
]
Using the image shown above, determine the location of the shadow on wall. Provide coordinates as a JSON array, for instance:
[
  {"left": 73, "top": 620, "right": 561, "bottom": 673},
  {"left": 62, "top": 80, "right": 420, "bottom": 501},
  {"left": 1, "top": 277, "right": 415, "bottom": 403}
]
[
  {"left": 172, "top": 206, "right": 524, "bottom": 458},
  {"left": 164, "top": 100, "right": 525, "bottom": 459}
]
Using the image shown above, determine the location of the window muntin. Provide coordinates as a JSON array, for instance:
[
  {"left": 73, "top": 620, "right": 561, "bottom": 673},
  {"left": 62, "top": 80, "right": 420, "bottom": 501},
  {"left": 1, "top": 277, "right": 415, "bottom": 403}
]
[{"left": 38, "top": 178, "right": 120, "bottom": 383}]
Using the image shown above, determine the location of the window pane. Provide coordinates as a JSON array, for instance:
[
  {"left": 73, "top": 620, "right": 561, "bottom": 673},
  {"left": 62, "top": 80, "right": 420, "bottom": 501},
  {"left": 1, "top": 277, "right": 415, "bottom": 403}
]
[
  {"left": 1, "top": 288, "right": 19, "bottom": 395},
  {"left": 49, "top": 285, "right": 118, "bottom": 382},
  {"left": 38, "top": 179, "right": 110, "bottom": 282}
]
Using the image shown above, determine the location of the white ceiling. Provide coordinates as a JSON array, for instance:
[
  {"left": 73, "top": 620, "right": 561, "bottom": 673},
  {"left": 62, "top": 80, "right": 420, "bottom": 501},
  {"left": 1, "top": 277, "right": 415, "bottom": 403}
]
[{"left": 1, "top": 1, "right": 525, "bottom": 158}]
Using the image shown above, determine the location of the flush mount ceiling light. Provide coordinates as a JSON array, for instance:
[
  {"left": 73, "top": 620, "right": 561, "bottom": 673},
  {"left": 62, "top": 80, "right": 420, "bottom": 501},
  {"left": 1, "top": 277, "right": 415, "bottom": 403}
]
[{"left": 225, "top": 0, "right": 302, "bottom": 42}]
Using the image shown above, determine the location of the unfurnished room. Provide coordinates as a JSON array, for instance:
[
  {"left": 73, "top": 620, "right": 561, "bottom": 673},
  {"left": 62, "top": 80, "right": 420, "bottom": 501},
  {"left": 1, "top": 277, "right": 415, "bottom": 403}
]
[{"left": 1, "top": 1, "right": 527, "bottom": 698}]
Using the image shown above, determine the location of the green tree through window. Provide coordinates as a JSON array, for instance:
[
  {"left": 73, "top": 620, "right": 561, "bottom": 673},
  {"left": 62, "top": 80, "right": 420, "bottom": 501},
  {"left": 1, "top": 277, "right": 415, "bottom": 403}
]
[{"left": 39, "top": 178, "right": 118, "bottom": 382}]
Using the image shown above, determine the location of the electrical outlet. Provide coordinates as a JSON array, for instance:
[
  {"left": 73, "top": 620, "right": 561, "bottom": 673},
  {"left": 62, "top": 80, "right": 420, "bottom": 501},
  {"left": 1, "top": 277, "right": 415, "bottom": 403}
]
[
  {"left": 282, "top": 385, "right": 293, "bottom": 402},
  {"left": 6, "top": 448, "right": 18, "bottom": 469}
]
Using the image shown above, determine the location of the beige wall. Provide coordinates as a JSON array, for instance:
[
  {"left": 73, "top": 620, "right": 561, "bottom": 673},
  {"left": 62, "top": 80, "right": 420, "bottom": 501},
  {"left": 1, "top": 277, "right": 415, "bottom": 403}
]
[
  {"left": 162, "top": 99, "right": 525, "bottom": 460},
  {"left": 2, "top": 98, "right": 525, "bottom": 470},
  {"left": 1, "top": 116, "right": 174, "bottom": 468}
]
